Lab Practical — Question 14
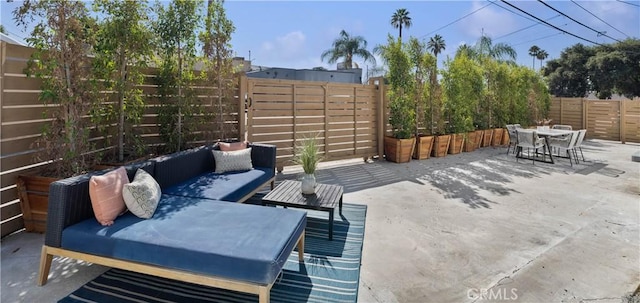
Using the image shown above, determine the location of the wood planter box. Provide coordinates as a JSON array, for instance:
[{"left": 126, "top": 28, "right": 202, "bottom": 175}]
[
  {"left": 413, "top": 135, "right": 434, "bottom": 160},
  {"left": 481, "top": 129, "right": 493, "bottom": 147},
  {"left": 16, "top": 175, "right": 59, "bottom": 233},
  {"left": 502, "top": 129, "right": 510, "bottom": 145},
  {"left": 463, "top": 131, "right": 477, "bottom": 152},
  {"left": 448, "top": 133, "right": 465, "bottom": 154},
  {"left": 384, "top": 136, "right": 415, "bottom": 163},
  {"left": 432, "top": 134, "right": 451, "bottom": 157},
  {"left": 492, "top": 128, "right": 505, "bottom": 146},
  {"left": 474, "top": 130, "right": 484, "bottom": 149}
]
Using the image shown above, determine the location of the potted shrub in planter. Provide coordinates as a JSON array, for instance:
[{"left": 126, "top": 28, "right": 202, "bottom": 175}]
[
  {"left": 15, "top": 1, "right": 98, "bottom": 232},
  {"left": 407, "top": 38, "right": 436, "bottom": 160},
  {"left": 379, "top": 35, "right": 416, "bottom": 163},
  {"left": 463, "top": 131, "right": 477, "bottom": 152},
  {"left": 441, "top": 52, "right": 482, "bottom": 155}
]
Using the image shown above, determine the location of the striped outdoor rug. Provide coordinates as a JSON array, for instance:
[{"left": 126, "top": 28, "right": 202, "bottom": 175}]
[{"left": 59, "top": 203, "right": 367, "bottom": 303}]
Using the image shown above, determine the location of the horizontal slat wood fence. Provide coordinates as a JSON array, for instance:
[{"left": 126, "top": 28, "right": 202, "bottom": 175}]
[
  {"left": 0, "top": 42, "right": 240, "bottom": 237},
  {"left": 549, "top": 97, "right": 640, "bottom": 143},
  {"left": 243, "top": 76, "right": 385, "bottom": 172}
]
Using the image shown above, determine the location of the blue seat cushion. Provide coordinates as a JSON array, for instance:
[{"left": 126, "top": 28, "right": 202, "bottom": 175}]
[
  {"left": 61, "top": 195, "right": 306, "bottom": 285},
  {"left": 162, "top": 166, "right": 274, "bottom": 202}
]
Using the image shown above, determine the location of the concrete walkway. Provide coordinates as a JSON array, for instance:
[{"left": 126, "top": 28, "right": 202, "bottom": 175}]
[{"left": 2, "top": 140, "right": 639, "bottom": 303}]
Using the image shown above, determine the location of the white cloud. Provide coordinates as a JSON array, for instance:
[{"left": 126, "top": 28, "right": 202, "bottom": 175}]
[
  {"left": 459, "top": 1, "right": 518, "bottom": 39},
  {"left": 580, "top": 1, "right": 639, "bottom": 38}
]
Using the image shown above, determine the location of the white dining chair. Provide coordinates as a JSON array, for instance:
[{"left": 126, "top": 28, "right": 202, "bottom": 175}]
[
  {"left": 573, "top": 129, "right": 587, "bottom": 162},
  {"left": 516, "top": 129, "right": 546, "bottom": 165},
  {"left": 548, "top": 130, "right": 579, "bottom": 166},
  {"left": 505, "top": 124, "right": 518, "bottom": 154},
  {"left": 551, "top": 124, "right": 572, "bottom": 130}
]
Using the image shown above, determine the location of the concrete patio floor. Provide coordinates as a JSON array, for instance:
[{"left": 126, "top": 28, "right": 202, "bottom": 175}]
[{"left": 2, "top": 139, "right": 639, "bottom": 303}]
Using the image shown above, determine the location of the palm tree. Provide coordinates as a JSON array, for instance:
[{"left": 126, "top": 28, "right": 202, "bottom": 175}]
[
  {"left": 528, "top": 45, "right": 540, "bottom": 69},
  {"left": 321, "top": 30, "right": 376, "bottom": 69},
  {"left": 427, "top": 34, "right": 446, "bottom": 63},
  {"left": 391, "top": 8, "right": 412, "bottom": 41},
  {"left": 474, "top": 35, "right": 517, "bottom": 63},
  {"left": 455, "top": 44, "right": 476, "bottom": 58},
  {"left": 536, "top": 49, "right": 549, "bottom": 71}
]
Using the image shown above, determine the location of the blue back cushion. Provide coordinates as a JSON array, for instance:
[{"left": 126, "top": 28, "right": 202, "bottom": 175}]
[
  {"left": 153, "top": 146, "right": 214, "bottom": 189},
  {"left": 163, "top": 166, "right": 274, "bottom": 202}
]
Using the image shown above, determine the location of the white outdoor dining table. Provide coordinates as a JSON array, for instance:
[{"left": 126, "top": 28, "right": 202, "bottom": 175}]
[{"left": 517, "top": 128, "right": 573, "bottom": 164}]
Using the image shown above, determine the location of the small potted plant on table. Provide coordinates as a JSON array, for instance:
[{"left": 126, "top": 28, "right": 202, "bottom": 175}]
[{"left": 294, "top": 135, "right": 322, "bottom": 194}]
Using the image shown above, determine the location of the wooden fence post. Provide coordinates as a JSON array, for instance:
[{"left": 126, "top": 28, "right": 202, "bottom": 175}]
[
  {"left": 323, "top": 84, "right": 329, "bottom": 161},
  {"left": 238, "top": 73, "right": 247, "bottom": 141},
  {"left": 353, "top": 86, "right": 358, "bottom": 156},
  {"left": 620, "top": 100, "right": 626, "bottom": 144},
  {"left": 375, "top": 77, "right": 385, "bottom": 158},
  {"left": 559, "top": 97, "right": 563, "bottom": 125},
  {"left": 583, "top": 99, "right": 588, "bottom": 134}
]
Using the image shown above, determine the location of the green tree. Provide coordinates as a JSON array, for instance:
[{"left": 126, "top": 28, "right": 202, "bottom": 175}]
[
  {"left": 543, "top": 43, "right": 595, "bottom": 97},
  {"left": 153, "top": 0, "right": 202, "bottom": 152},
  {"left": 321, "top": 30, "right": 375, "bottom": 69},
  {"left": 377, "top": 35, "right": 415, "bottom": 139},
  {"left": 474, "top": 35, "right": 517, "bottom": 63},
  {"left": 0, "top": 25, "right": 5, "bottom": 34},
  {"left": 407, "top": 37, "right": 435, "bottom": 135},
  {"left": 426, "top": 34, "right": 446, "bottom": 134},
  {"left": 390, "top": 8, "right": 411, "bottom": 41},
  {"left": 528, "top": 45, "right": 540, "bottom": 69},
  {"left": 14, "top": 0, "right": 97, "bottom": 177},
  {"left": 199, "top": 0, "right": 236, "bottom": 141},
  {"left": 441, "top": 53, "right": 483, "bottom": 134},
  {"left": 427, "top": 34, "right": 446, "bottom": 64},
  {"left": 587, "top": 39, "right": 640, "bottom": 98},
  {"left": 92, "top": 0, "right": 153, "bottom": 162},
  {"left": 536, "top": 49, "right": 548, "bottom": 70}
]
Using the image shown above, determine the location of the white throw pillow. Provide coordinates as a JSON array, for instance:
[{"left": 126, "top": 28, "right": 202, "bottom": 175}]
[
  {"left": 122, "top": 169, "right": 161, "bottom": 219},
  {"left": 212, "top": 147, "right": 253, "bottom": 174}
]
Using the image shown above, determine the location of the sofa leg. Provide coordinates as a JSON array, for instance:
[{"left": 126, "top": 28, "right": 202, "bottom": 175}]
[
  {"left": 270, "top": 180, "right": 275, "bottom": 190},
  {"left": 258, "top": 286, "right": 270, "bottom": 303},
  {"left": 297, "top": 230, "right": 305, "bottom": 262},
  {"left": 38, "top": 246, "right": 53, "bottom": 286}
]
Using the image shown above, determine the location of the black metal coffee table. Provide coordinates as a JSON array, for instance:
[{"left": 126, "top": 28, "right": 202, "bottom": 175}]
[{"left": 262, "top": 180, "right": 343, "bottom": 240}]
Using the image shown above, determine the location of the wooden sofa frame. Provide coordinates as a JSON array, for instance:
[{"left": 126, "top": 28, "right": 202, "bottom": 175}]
[{"left": 39, "top": 230, "right": 304, "bottom": 303}]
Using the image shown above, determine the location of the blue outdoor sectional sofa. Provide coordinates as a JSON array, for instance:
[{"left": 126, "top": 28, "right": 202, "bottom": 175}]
[{"left": 38, "top": 143, "right": 306, "bottom": 303}]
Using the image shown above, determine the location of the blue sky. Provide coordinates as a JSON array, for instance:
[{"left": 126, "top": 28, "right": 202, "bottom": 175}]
[{"left": 2, "top": 1, "right": 639, "bottom": 72}]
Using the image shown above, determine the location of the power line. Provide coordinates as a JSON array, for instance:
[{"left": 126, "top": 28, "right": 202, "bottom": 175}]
[
  {"left": 536, "top": 0, "right": 622, "bottom": 43},
  {"left": 499, "top": 0, "right": 602, "bottom": 46},
  {"left": 570, "top": 0, "right": 630, "bottom": 38},
  {"left": 511, "top": 32, "right": 564, "bottom": 47},
  {"left": 419, "top": 1, "right": 493, "bottom": 38},
  {"left": 494, "top": 14, "right": 561, "bottom": 41},
  {"left": 488, "top": 0, "right": 539, "bottom": 24},
  {"left": 617, "top": 0, "right": 640, "bottom": 8}
]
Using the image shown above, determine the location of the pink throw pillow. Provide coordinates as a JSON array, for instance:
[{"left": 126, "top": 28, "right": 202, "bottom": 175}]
[
  {"left": 89, "top": 167, "right": 129, "bottom": 226},
  {"left": 219, "top": 141, "right": 249, "bottom": 151}
]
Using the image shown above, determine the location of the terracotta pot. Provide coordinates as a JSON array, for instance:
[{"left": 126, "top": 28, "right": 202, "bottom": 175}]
[
  {"left": 16, "top": 175, "right": 59, "bottom": 233},
  {"left": 448, "top": 133, "right": 465, "bottom": 154},
  {"left": 463, "top": 131, "right": 477, "bottom": 152},
  {"left": 482, "top": 129, "right": 493, "bottom": 147},
  {"left": 492, "top": 128, "right": 505, "bottom": 146},
  {"left": 413, "top": 135, "right": 434, "bottom": 160},
  {"left": 384, "top": 136, "right": 415, "bottom": 163},
  {"left": 432, "top": 134, "right": 451, "bottom": 157}
]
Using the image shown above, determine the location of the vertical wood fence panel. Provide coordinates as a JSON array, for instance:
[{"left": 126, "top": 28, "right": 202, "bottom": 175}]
[
  {"left": 243, "top": 76, "right": 380, "bottom": 172},
  {"left": 549, "top": 96, "right": 639, "bottom": 143},
  {"left": 0, "top": 42, "right": 240, "bottom": 237}
]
